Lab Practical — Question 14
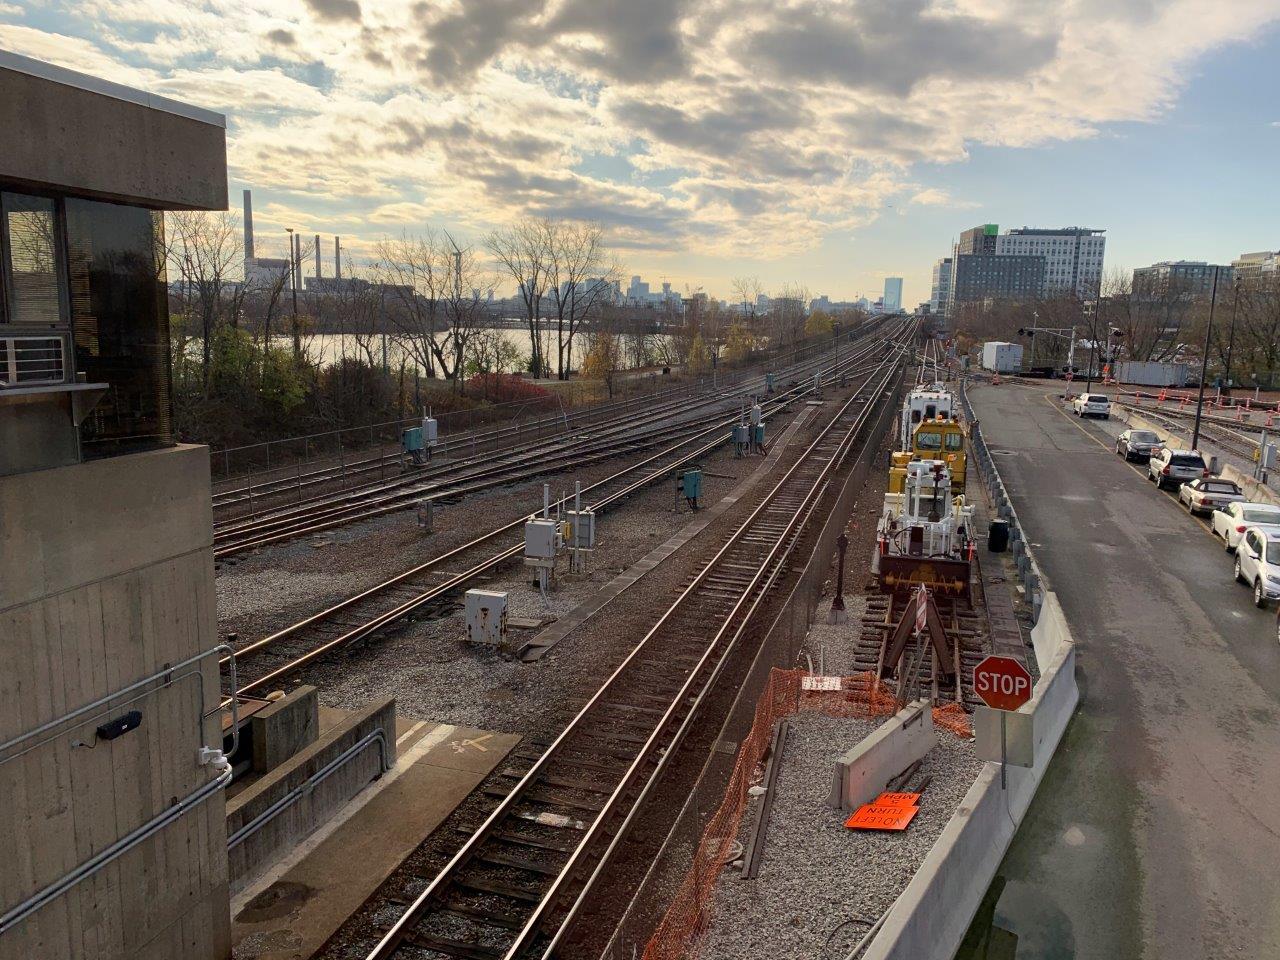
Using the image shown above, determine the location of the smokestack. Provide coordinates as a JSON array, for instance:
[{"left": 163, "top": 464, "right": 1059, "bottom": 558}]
[
  {"left": 335, "top": 237, "right": 342, "bottom": 279},
  {"left": 315, "top": 234, "right": 322, "bottom": 279},
  {"left": 242, "top": 189, "right": 254, "bottom": 261}
]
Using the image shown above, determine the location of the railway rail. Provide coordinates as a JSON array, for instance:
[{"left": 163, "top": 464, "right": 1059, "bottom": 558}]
[
  {"left": 360, "top": 342, "right": 908, "bottom": 960},
  {"left": 211, "top": 325, "right": 893, "bottom": 518},
  {"left": 222, "top": 334, "right": 909, "bottom": 699},
  {"left": 212, "top": 325, "right": 901, "bottom": 559},
  {"left": 1111, "top": 398, "right": 1266, "bottom": 463}
]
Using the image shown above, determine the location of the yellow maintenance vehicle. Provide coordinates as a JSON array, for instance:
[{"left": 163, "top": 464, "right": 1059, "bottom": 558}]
[{"left": 888, "top": 385, "right": 968, "bottom": 496}]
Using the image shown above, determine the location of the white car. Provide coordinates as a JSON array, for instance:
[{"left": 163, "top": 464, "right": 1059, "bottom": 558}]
[
  {"left": 1177, "top": 477, "right": 1245, "bottom": 515},
  {"left": 1234, "top": 526, "right": 1280, "bottom": 608},
  {"left": 1212, "top": 502, "right": 1280, "bottom": 551},
  {"left": 1072, "top": 393, "right": 1111, "bottom": 419}
]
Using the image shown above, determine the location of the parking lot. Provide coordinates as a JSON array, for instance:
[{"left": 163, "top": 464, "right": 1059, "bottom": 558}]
[{"left": 963, "top": 380, "right": 1280, "bottom": 960}]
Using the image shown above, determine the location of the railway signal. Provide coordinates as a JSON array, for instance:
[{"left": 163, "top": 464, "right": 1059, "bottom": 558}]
[{"left": 973, "top": 655, "right": 1033, "bottom": 789}]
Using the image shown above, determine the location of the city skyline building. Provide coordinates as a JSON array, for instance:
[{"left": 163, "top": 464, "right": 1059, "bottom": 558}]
[
  {"left": 1132, "top": 260, "right": 1232, "bottom": 299},
  {"left": 883, "top": 277, "right": 903, "bottom": 313},
  {"left": 996, "top": 226, "right": 1106, "bottom": 300},
  {"left": 931, "top": 257, "right": 953, "bottom": 315}
]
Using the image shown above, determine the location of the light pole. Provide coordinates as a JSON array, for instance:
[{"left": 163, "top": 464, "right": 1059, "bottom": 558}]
[
  {"left": 833, "top": 320, "right": 842, "bottom": 384},
  {"left": 285, "top": 227, "right": 299, "bottom": 356},
  {"left": 1191, "top": 266, "right": 1220, "bottom": 452}
]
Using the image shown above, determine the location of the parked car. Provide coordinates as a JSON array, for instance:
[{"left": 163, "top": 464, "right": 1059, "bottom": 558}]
[
  {"left": 1178, "top": 478, "right": 1245, "bottom": 515},
  {"left": 1147, "top": 448, "right": 1208, "bottom": 490},
  {"left": 1072, "top": 393, "right": 1111, "bottom": 419},
  {"left": 1234, "top": 526, "right": 1280, "bottom": 608},
  {"left": 1115, "top": 429, "right": 1162, "bottom": 462},
  {"left": 1212, "top": 502, "right": 1280, "bottom": 551}
]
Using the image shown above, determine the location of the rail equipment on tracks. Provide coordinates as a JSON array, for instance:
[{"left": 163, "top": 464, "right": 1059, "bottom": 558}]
[{"left": 359, "top": 342, "right": 909, "bottom": 960}]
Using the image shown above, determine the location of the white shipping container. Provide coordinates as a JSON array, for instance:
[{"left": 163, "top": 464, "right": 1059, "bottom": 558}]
[
  {"left": 981, "top": 341, "right": 1023, "bottom": 373},
  {"left": 1112, "top": 361, "right": 1189, "bottom": 388}
]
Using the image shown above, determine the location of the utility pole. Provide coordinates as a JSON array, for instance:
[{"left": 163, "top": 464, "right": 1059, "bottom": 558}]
[
  {"left": 1224, "top": 276, "right": 1240, "bottom": 393},
  {"left": 1191, "top": 266, "right": 1220, "bottom": 452}
]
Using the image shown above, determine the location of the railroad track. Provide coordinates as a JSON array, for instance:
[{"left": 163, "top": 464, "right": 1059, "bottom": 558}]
[
  {"left": 1112, "top": 399, "right": 1263, "bottom": 461},
  {"left": 222, "top": 338, "right": 907, "bottom": 699},
  {"left": 211, "top": 325, "right": 895, "bottom": 518},
  {"left": 212, "top": 326, "right": 903, "bottom": 559},
  {"left": 359, "top": 345, "right": 907, "bottom": 960}
]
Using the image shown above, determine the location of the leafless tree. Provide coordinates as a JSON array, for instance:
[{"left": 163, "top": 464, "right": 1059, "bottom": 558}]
[
  {"left": 543, "top": 220, "right": 623, "bottom": 379},
  {"left": 487, "top": 218, "right": 551, "bottom": 377},
  {"left": 165, "top": 210, "right": 250, "bottom": 392}
]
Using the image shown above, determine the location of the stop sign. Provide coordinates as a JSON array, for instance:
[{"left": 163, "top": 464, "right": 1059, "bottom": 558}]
[{"left": 973, "top": 655, "right": 1033, "bottom": 711}]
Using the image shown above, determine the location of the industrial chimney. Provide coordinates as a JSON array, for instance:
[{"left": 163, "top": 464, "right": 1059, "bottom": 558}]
[
  {"left": 315, "top": 234, "right": 322, "bottom": 279},
  {"left": 334, "top": 237, "right": 342, "bottom": 279},
  {"left": 242, "top": 189, "right": 255, "bottom": 261}
]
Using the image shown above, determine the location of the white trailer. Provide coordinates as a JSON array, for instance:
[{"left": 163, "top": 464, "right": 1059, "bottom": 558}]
[
  {"left": 981, "top": 341, "right": 1023, "bottom": 374},
  {"left": 1112, "top": 361, "right": 1189, "bottom": 388}
]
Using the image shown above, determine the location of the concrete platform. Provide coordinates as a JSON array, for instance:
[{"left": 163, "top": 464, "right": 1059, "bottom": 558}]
[{"left": 230, "top": 718, "right": 519, "bottom": 960}]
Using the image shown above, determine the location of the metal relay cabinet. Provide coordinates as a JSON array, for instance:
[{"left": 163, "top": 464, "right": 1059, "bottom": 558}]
[{"left": 465, "top": 589, "right": 508, "bottom": 645}]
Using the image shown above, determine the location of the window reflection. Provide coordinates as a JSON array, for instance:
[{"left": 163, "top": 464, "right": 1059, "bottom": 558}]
[{"left": 2, "top": 192, "right": 63, "bottom": 326}]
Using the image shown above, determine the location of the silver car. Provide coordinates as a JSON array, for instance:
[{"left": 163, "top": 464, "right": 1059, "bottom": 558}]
[
  {"left": 1116, "top": 428, "right": 1161, "bottom": 462},
  {"left": 1148, "top": 448, "right": 1208, "bottom": 490}
]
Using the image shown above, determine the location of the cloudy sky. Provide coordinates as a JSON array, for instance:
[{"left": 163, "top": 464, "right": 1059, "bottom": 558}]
[{"left": 3, "top": 0, "right": 1279, "bottom": 304}]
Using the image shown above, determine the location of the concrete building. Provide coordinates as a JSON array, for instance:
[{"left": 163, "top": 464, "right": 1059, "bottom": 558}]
[
  {"left": 883, "top": 277, "right": 903, "bottom": 313},
  {"left": 997, "top": 227, "right": 1106, "bottom": 300},
  {"left": 1231, "top": 250, "right": 1279, "bottom": 288},
  {"left": 948, "top": 253, "right": 1045, "bottom": 307},
  {"left": 0, "top": 51, "right": 232, "bottom": 960},
  {"left": 1132, "top": 260, "right": 1232, "bottom": 299},
  {"left": 931, "top": 257, "right": 952, "bottom": 315},
  {"left": 957, "top": 224, "right": 999, "bottom": 255}
]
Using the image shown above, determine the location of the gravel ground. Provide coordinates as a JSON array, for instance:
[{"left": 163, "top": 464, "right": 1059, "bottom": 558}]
[
  {"left": 215, "top": 401, "right": 770, "bottom": 644},
  {"left": 698, "top": 711, "right": 983, "bottom": 960}
]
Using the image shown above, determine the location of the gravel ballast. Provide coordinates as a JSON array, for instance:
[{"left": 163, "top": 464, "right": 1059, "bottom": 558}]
[{"left": 697, "top": 711, "right": 983, "bottom": 960}]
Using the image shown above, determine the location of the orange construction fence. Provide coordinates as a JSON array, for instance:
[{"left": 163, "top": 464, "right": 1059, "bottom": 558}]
[{"left": 641, "top": 668, "right": 972, "bottom": 960}]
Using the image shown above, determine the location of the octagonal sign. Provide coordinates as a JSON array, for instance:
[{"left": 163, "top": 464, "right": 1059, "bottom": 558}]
[{"left": 973, "top": 655, "right": 1033, "bottom": 712}]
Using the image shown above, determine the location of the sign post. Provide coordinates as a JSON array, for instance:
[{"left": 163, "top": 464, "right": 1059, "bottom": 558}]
[{"left": 972, "top": 655, "right": 1033, "bottom": 789}]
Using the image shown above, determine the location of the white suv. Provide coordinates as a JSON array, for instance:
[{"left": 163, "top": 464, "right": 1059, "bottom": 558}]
[
  {"left": 1234, "top": 526, "right": 1280, "bottom": 608},
  {"left": 1072, "top": 393, "right": 1111, "bottom": 419},
  {"left": 1148, "top": 448, "right": 1208, "bottom": 490}
]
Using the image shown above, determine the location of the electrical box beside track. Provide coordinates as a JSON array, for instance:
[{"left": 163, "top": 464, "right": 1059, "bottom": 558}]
[
  {"left": 422, "top": 416, "right": 439, "bottom": 449},
  {"left": 524, "top": 518, "right": 560, "bottom": 567},
  {"left": 565, "top": 510, "right": 595, "bottom": 550},
  {"left": 465, "top": 589, "right": 507, "bottom": 646}
]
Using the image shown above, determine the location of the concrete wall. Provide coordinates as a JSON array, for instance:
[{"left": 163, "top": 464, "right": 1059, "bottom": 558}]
[
  {"left": 0, "top": 57, "right": 227, "bottom": 211},
  {"left": 0, "top": 444, "right": 230, "bottom": 960},
  {"left": 864, "top": 612, "right": 1079, "bottom": 960},
  {"left": 828, "top": 700, "right": 935, "bottom": 812},
  {"left": 226, "top": 698, "right": 396, "bottom": 894}
]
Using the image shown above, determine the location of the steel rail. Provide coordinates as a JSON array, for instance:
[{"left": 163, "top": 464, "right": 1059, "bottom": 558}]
[
  {"left": 362, "top": 340, "right": 908, "bottom": 960},
  {"left": 212, "top": 330, "right": 898, "bottom": 557},
  {"left": 222, "top": 352, "right": 899, "bottom": 704}
]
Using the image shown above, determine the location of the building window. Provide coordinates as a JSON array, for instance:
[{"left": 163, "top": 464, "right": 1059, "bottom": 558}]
[
  {"left": 1, "top": 192, "right": 66, "bottom": 327},
  {"left": 64, "top": 197, "right": 172, "bottom": 457}
]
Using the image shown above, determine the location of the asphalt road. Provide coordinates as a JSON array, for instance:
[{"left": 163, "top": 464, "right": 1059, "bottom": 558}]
[{"left": 959, "top": 381, "right": 1280, "bottom": 960}]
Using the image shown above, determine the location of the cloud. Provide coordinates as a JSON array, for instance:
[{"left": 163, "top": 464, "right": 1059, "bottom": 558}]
[
  {"left": 4, "top": 0, "right": 1278, "bottom": 275},
  {"left": 304, "top": 0, "right": 361, "bottom": 24},
  {"left": 909, "top": 188, "right": 978, "bottom": 209}
]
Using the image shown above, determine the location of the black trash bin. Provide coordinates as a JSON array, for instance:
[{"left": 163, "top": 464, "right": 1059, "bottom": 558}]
[{"left": 987, "top": 518, "right": 1010, "bottom": 553}]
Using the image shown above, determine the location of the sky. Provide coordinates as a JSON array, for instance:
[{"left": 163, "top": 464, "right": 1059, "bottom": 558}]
[{"left": 3, "top": 0, "right": 1279, "bottom": 305}]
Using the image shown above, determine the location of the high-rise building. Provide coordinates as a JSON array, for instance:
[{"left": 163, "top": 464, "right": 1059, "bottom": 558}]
[
  {"left": 931, "top": 258, "right": 953, "bottom": 315},
  {"left": 1231, "top": 250, "right": 1279, "bottom": 288},
  {"left": 1133, "top": 261, "right": 1232, "bottom": 299},
  {"left": 949, "top": 253, "right": 1045, "bottom": 306},
  {"left": 957, "top": 224, "right": 999, "bottom": 255},
  {"left": 883, "top": 277, "right": 903, "bottom": 313},
  {"left": 996, "top": 227, "right": 1106, "bottom": 300}
]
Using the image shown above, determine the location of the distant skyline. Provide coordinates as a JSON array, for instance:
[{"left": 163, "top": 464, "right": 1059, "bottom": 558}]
[{"left": 3, "top": 1, "right": 1279, "bottom": 306}]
